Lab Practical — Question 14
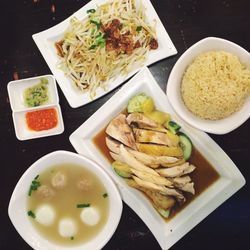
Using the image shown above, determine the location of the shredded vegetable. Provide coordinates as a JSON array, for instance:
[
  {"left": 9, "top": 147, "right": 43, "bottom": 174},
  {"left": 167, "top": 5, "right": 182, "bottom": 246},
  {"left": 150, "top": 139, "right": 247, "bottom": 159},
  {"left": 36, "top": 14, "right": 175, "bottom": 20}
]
[{"left": 55, "top": 0, "right": 158, "bottom": 99}]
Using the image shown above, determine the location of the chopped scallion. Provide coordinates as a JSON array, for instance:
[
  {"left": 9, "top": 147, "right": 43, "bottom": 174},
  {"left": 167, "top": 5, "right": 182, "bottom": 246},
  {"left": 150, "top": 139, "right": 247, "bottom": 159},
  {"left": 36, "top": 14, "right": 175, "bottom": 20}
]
[
  {"left": 28, "top": 176, "right": 41, "bottom": 196},
  {"left": 89, "top": 44, "right": 97, "bottom": 50},
  {"left": 103, "top": 193, "right": 108, "bottom": 198},
  {"left": 90, "top": 20, "right": 102, "bottom": 30},
  {"left": 89, "top": 33, "right": 106, "bottom": 50},
  {"left": 76, "top": 203, "right": 91, "bottom": 208},
  {"left": 136, "top": 26, "right": 143, "bottom": 32},
  {"left": 27, "top": 210, "right": 36, "bottom": 219},
  {"left": 99, "top": 41, "right": 106, "bottom": 48},
  {"left": 87, "top": 9, "right": 96, "bottom": 14},
  {"left": 95, "top": 33, "right": 102, "bottom": 38}
]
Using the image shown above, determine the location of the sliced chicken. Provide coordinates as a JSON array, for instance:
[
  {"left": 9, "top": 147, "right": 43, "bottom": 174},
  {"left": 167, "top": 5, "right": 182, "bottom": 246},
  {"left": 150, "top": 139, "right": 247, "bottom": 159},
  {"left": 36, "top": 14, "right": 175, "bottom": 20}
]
[
  {"left": 178, "top": 182, "right": 195, "bottom": 195},
  {"left": 130, "top": 150, "right": 179, "bottom": 167},
  {"left": 172, "top": 176, "right": 191, "bottom": 187},
  {"left": 143, "top": 190, "right": 175, "bottom": 210},
  {"left": 137, "top": 125, "right": 169, "bottom": 133},
  {"left": 133, "top": 128, "right": 174, "bottom": 146},
  {"left": 131, "top": 169, "right": 173, "bottom": 187},
  {"left": 106, "top": 137, "right": 179, "bottom": 168},
  {"left": 156, "top": 163, "right": 196, "bottom": 178},
  {"left": 160, "top": 187, "right": 186, "bottom": 203},
  {"left": 126, "top": 179, "right": 175, "bottom": 210},
  {"left": 126, "top": 112, "right": 158, "bottom": 127},
  {"left": 136, "top": 143, "right": 184, "bottom": 158},
  {"left": 106, "top": 137, "right": 120, "bottom": 154},
  {"left": 129, "top": 151, "right": 160, "bottom": 169},
  {"left": 106, "top": 112, "right": 196, "bottom": 205},
  {"left": 160, "top": 158, "right": 186, "bottom": 168},
  {"left": 119, "top": 145, "right": 159, "bottom": 176},
  {"left": 133, "top": 176, "right": 185, "bottom": 203},
  {"left": 132, "top": 176, "right": 165, "bottom": 192},
  {"left": 106, "top": 114, "right": 136, "bottom": 149},
  {"left": 109, "top": 151, "right": 124, "bottom": 162}
]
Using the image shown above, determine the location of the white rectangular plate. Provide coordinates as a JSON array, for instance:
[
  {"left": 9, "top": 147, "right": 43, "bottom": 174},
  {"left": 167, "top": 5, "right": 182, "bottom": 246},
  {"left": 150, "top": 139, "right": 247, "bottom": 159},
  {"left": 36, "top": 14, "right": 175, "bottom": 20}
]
[
  {"left": 32, "top": 0, "right": 177, "bottom": 108},
  {"left": 69, "top": 67, "right": 245, "bottom": 249}
]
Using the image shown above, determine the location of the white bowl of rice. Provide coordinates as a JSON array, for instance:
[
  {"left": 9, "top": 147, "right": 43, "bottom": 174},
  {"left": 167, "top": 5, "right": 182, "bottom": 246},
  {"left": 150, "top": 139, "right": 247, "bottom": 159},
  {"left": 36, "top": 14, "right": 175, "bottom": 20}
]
[{"left": 166, "top": 37, "right": 250, "bottom": 134}]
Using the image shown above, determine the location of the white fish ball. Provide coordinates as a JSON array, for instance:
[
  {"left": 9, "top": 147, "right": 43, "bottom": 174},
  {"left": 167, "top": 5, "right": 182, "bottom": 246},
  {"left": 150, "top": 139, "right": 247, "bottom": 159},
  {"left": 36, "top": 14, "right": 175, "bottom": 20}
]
[
  {"left": 58, "top": 218, "right": 78, "bottom": 238},
  {"left": 80, "top": 207, "right": 100, "bottom": 226},
  {"left": 35, "top": 204, "right": 56, "bottom": 226}
]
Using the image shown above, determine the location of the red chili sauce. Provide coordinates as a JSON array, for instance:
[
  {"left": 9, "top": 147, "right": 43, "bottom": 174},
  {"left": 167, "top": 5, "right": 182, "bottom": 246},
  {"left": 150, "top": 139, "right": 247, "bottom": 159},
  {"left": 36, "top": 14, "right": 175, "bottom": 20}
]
[{"left": 25, "top": 108, "right": 58, "bottom": 131}]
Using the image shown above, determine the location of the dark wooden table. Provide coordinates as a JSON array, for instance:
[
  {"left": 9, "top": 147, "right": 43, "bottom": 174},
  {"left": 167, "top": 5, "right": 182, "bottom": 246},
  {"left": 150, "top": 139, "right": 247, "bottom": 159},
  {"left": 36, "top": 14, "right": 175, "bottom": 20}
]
[{"left": 1, "top": 0, "right": 249, "bottom": 249}]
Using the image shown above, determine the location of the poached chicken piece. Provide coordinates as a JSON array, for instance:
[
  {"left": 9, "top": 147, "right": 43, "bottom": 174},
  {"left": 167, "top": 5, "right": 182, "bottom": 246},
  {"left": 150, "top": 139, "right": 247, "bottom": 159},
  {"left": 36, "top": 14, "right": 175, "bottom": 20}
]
[
  {"left": 106, "top": 136, "right": 179, "bottom": 168},
  {"left": 133, "top": 128, "right": 177, "bottom": 147},
  {"left": 105, "top": 96, "right": 196, "bottom": 219},
  {"left": 126, "top": 112, "right": 158, "bottom": 127},
  {"left": 106, "top": 114, "right": 137, "bottom": 150}
]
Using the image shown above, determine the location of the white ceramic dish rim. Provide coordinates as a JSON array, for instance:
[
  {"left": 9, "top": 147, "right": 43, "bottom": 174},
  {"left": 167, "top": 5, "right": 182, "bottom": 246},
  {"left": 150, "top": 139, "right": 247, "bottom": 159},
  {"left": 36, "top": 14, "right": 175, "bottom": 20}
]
[
  {"left": 166, "top": 37, "right": 250, "bottom": 135},
  {"left": 32, "top": 0, "right": 177, "bottom": 108},
  {"left": 8, "top": 150, "right": 123, "bottom": 250},
  {"left": 69, "top": 67, "right": 246, "bottom": 249}
]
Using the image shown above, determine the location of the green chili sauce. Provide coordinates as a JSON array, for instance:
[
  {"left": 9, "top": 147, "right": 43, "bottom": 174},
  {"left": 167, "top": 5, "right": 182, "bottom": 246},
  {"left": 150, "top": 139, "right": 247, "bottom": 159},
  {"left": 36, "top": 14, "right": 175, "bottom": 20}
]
[{"left": 24, "top": 78, "right": 49, "bottom": 107}]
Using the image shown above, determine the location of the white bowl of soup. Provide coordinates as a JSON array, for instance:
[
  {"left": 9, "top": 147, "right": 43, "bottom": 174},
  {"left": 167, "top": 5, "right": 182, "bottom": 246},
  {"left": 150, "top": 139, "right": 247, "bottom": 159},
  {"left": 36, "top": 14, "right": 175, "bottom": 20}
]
[{"left": 8, "top": 150, "right": 123, "bottom": 250}]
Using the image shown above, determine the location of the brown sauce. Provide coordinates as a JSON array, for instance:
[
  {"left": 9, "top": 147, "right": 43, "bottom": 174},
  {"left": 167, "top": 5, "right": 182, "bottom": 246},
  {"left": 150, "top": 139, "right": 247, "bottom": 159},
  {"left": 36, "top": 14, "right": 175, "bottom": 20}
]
[
  {"left": 93, "top": 127, "right": 114, "bottom": 163},
  {"left": 93, "top": 127, "right": 220, "bottom": 220},
  {"left": 167, "top": 147, "right": 220, "bottom": 219}
]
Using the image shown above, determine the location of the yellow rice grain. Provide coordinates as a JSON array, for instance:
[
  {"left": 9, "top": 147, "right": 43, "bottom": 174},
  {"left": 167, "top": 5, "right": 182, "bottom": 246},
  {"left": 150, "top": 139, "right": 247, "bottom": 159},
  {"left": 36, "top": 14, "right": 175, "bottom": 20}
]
[{"left": 181, "top": 51, "right": 250, "bottom": 120}]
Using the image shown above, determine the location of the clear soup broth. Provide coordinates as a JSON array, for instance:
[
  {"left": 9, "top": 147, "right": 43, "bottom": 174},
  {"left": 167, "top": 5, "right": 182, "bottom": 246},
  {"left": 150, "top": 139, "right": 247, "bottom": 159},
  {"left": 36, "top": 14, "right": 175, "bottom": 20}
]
[{"left": 27, "top": 163, "right": 109, "bottom": 246}]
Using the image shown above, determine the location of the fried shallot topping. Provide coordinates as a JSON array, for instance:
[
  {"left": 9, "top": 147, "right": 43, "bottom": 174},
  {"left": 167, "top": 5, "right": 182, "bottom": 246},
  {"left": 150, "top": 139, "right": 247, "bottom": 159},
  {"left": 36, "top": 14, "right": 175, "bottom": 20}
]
[
  {"left": 102, "top": 19, "right": 157, "bottom": 55},
  {"left": 149, "top": 38, "right": 158, "bottom": 50}
]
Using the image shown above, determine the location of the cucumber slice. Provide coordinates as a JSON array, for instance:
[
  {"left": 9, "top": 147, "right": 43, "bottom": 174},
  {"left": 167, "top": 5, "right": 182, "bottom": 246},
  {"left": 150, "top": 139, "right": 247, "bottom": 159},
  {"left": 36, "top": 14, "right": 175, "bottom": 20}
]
[
  {"left": 127, "top": 93, "right": 155, "bottom": 113},
  {"left": 165, "top": 120, "right": 181, "bottom": 134},
  {"left": 112, "top": 161, "right": 132, "bottom": 178},
  {"left": 178, "top": 132, "right": 192, "bottom": 160},
  {"left": 113, "top": 168, "right": 132, "bottom": 178},
  {"left": 157, "top": 208, "right": 170, "bottom": 218}
]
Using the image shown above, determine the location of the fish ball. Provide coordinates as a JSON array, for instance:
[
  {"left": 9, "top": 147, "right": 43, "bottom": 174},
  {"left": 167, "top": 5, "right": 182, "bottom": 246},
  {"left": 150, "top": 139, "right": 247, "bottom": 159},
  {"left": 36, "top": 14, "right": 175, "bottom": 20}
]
[
  {"left": 80, "top": 207, "right": 100, "bottom": 226},
  {"left": 58, "top": 218, "right": 78, "bottom": 238},
  {"left": 51, "top": 171, "right": 67, "bottom": 189},
  {"left": 37, "top": 185, "right": 55, "bottom": 200},
  {"left": 35, "top": 204, "right": 56, "bottom": 226},
  {"left": 77, "top": 178, "right": 93, "bottom": 192}
]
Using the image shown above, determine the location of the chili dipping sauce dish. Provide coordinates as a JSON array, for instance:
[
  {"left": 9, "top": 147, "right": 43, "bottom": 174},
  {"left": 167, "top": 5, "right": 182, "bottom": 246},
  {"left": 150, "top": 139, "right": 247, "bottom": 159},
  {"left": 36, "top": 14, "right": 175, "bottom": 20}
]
[{"left": 7, "top": 75, "right": 64, "bottom": 140}]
